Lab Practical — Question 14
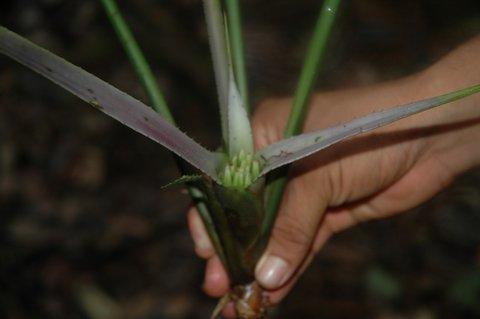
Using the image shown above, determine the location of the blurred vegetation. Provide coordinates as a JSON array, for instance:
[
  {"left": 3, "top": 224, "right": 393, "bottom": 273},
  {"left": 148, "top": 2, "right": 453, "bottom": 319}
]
[{"left": 0, "top": 0, "right": 479, "bottom": 318}]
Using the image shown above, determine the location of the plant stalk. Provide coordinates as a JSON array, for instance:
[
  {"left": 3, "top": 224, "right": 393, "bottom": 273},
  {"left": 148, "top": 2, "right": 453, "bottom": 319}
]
[
  {"left": 263, "top": 0, "right": 341, "bottom": 237},
  {"left": 203, "top": 0, "right": 230, "bottom": 144},
  {"left": 100, "top": 0, "right": 173, "bottom": 122},
  {"left": 225, "top": 0, "right": 249, "bottom": 112}
]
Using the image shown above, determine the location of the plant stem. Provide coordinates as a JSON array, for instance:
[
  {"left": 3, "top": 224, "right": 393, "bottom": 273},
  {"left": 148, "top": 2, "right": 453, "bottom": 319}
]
[
  {"left": 189, "top": 186, "right": 228, "bottom": 267},
  {"left": 203, "top": 0, "right": 230, "bottom": 144},
  {"left": 263, "top": 0, "right": 341, "bottom": 237},
  {"left": 100, "top": 0, "right": 227, "bottom": 264},
  {"left": 285, "top": 0, "right": 341, "bottom": 137},
  {"left": 100, "top": 0, "right": 173, "bottom": 122},
  {"left": 225, "top": 0, "right": 249, "bottom": 112}
]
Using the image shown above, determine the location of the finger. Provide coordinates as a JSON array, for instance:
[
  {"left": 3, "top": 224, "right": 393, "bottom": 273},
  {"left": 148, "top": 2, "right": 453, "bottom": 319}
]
[
  {"left": 322, "top": 154, "right": 458, "bottom": 232},
  {"left": 265, "top": 249, "right": 316, "bottom": 304},
  {"left": 203, "top": 255, "right": 230, "bottom": 298},
  {"left": 187, "top": 206, "right": 215, "bottom": 259},
  {"left": 262, "top": 154, "right": 453, "bottom": 303},
  {"left": 251, "top": 98, "right": 291, "bottom": 151},
  {"left": 261, "top": 154, "right": 458, "bottom": 302},
  {"left": 265, "top": 216, "right": 334, "bottom": 304},
  {"left": 255, "top": 174, "right": 328, "bottom": 290}
]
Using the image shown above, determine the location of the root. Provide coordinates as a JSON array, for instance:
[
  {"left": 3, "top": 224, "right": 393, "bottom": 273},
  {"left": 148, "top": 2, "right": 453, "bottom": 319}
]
[{"left": 211, "top": 282, "right": 270, "bottom": 319}]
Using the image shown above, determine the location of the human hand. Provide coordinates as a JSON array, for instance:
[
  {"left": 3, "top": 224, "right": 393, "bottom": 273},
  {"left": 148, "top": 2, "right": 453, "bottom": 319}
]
[{"left": 188, "top": 37, "right": 480, "bottom": 317}]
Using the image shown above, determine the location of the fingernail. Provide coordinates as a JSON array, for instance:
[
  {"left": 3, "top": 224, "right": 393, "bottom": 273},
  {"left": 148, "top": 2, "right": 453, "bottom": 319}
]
[
  {"left": 192, "top": 215, "right": 212, "bottom": 252},
  {"left": 255, "top": 254, "right": 290, "bottom": 289},
  {"left": 195, "top": 233, "right": 211, "bottom": 252}
]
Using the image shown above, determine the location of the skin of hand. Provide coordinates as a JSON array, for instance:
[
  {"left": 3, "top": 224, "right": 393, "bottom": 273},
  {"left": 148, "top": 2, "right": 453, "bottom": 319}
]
[{"left": 187, "top": 36, "right": 480, "bottom": 317}]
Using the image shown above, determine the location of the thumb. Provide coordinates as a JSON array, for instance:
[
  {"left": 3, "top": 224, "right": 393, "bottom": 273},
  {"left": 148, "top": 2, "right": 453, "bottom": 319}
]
[{"left": 255, "top": 175, "right": 328, "bottom": 290}]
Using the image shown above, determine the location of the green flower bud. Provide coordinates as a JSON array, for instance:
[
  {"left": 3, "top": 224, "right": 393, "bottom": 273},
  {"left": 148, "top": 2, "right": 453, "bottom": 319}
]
[
  {"left": 251, "top": 160, "right": 260, "bottom": 177},
  {"left": 219, "top": 152, "right": 263, "bottom": 189},
  {"left": 223, "top": 165, "right": 232, "bottom": 187},
  {"left": 233, "top": 171, "right": 243, "bottom": 188}
]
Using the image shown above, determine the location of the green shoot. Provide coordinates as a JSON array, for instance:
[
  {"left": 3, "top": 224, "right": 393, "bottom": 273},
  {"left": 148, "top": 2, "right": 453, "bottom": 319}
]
[
  {"left": 263, "top": 0, "right": 341, "bottom": 236},
  {"left": 99, "top": 0, "right": 173, "bottom": 122},
  {"left": 203, "top": 0, "right": 230, "bottom": 143},
  {"left": 225, "top": 0, "right": 249, "bottom": 112}
]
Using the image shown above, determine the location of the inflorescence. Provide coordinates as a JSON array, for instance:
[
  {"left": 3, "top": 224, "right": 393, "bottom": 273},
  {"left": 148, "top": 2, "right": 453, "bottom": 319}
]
[{"left": 219, "top": 150, "right": 261, "bottom": 189}]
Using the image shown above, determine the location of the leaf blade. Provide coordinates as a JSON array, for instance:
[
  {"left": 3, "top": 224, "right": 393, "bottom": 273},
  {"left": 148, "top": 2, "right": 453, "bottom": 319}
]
[
  {"left": 258, "top": 84, "right": 480, "bottom": 175},
  {"left": 0, "top": 26, "right": 222, "bottom": 180}
]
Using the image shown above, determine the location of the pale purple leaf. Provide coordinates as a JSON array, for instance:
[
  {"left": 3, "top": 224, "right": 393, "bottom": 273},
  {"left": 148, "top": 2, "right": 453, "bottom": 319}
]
[
  {"left": 257, "top": 84, "right": 480, "bottom": 175},
  {"left": 0, "top": 27, "right": 222, "bottom": 180}
]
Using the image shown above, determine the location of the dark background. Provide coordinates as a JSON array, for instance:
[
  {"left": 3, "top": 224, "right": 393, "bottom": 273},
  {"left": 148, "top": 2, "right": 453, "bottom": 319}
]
[{"left": 1, "top": 0, "right": 480, "bottom": 318}]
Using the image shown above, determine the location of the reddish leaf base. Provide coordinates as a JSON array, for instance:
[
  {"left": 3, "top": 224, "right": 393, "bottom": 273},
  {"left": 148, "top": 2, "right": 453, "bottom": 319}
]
[{"left": 212, "top": 282, "right": 270, "bottom": 319}]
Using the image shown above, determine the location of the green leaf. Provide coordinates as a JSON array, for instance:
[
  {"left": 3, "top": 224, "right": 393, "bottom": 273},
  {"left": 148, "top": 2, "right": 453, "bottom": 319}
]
[{"left": 100, "top": 0, "right": 173, "bottom": 122}]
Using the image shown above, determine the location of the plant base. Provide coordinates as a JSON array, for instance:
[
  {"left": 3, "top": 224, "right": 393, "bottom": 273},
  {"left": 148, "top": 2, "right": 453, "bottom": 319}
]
[{"left": 212, "top": 281, "right": 270, "bottom": 319}]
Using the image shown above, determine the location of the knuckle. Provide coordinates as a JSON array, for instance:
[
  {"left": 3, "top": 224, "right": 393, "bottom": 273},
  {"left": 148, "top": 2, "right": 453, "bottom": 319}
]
[
  {"left": 322, "top": 160, "right": 346, "bottom": 206},
  {"left": 252, "top": 119, "right": 282, "bottom": 150},
  {"left": 252, "top": 99, "right": 288, "bottom": 149},
  {"left": 322, "top": 212, "right": 345, "bottom": 236},
  {"left": 352, "top": 202, "right": 380, "bottom": 223}
]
